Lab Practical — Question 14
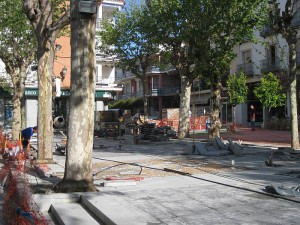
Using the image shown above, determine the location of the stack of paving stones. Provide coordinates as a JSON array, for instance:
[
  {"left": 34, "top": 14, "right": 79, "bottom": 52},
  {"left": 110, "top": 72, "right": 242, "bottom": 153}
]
[
  {"left": 194, "top": 137, "right": 243, "bottom": 157},
  {"left": 139, "top": 123, "right": 156, "bottom": 140}
]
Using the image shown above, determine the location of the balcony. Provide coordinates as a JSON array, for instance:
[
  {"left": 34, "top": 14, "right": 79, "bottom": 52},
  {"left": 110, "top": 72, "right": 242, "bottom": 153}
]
[
  {"left": 118, "top": 91, "right": 143, "bottom": 100},
  {"left": 115, "top": 71, "right": 136, "bottom": 82},
  {"left": 260, "top": 58, "right": 283, "bottom": 73},
  {"left": 236, "top": 63, "right": 254, "bottom": 76},
  {"left": 146, "top": 64, "right": 176, "bottom": 74},
  {"left": 260, "top": 10, "right": 300, "bottom": 38},
  {"left": 96, "top": 18, "right": 102, "bottom": 30},
  {"left": 259, "top": 25, "right": 275, "bottom": 38},
  {"left": 103, "top": 0, "right": 125, "bottom": 6},
  {"left": 147, "top": 87, "right": 180, "bottom": 97}
]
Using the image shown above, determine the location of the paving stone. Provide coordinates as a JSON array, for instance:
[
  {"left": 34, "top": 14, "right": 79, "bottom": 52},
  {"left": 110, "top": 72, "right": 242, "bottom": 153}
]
[
  {"left": 215, "top": 137, "right": 227, "bottom": 150},
  {"left": 228, "top": 139, "right": 243, "bottom": 157},
  {"left": 194, "top": 142, "right": 208, "bottom": 155},
  {"left": 50, "top": 203, "right": 100, "bottom": 225}
]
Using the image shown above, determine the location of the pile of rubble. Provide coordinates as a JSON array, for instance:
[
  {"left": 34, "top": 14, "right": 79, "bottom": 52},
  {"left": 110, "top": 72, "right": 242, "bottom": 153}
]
[{"left": 194, "top": 137, "right": 243, "bottom": 157}]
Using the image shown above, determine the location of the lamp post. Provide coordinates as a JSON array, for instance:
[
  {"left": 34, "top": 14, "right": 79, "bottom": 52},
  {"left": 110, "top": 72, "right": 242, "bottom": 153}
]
[{"left": 60, "top": 66, "right": 67, "bottom": 81}]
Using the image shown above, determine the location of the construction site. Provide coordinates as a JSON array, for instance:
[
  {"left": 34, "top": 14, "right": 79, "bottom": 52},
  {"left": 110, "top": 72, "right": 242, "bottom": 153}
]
[{"left": 0, "top": 123, "right": 300, "bottom": 224}]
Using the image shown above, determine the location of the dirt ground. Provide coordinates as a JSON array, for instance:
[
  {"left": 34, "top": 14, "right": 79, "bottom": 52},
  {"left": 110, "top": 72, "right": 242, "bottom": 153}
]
[{"left": 92, "top": 157, "right": 245, "bottom": 181}]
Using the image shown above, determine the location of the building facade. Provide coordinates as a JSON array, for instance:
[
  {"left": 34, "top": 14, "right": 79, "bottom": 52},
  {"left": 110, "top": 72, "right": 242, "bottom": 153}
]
[{"left": 0, "top": 0, "right": 125, "bottom": 128}]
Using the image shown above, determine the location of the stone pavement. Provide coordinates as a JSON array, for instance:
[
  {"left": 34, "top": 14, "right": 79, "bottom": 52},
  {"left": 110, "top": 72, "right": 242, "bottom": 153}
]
[{"left": 2, "top": 128, "right": 300, "bottom": 224}]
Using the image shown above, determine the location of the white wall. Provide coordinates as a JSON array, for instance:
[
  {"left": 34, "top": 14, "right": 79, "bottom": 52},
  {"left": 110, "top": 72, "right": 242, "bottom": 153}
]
[
  {"left": 25, "top": 99, "right": 38, "bottom": 127},
  {"left": 235, "top": 103, "right": 248, "bottom": 125}
]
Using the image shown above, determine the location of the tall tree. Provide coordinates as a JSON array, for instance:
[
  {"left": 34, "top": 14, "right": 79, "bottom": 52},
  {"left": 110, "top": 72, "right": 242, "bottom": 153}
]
[
  {"left": 55, "top": 0, "right": 98, "bottom": 192},
  {"left": 23, "top": 0, "right": 70, "bottom": 162},
  {"left": 99, "top": 1, "right": 159, "bottom": 116},
  {"left": 0, "top": 0, "right": 36, "bottom": 140},
  {"left": 227, "top": 72, "right": 248, "bottom": 130},
  {"left": 268, "top": 0, "right": 299, "bottom": 149},
  {"left": 146, "top": 0, "right": 269, "bottom": 138}
]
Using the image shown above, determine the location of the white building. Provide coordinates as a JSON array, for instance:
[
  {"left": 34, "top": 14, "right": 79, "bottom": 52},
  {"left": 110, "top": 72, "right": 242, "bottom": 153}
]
[{"left": 94, "top": 0, "right": 124, "bottom": 111}]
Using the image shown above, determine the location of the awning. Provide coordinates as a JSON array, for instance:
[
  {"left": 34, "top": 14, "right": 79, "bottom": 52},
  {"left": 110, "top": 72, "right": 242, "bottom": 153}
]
[{"left": 25, "top": 88, "right": 113, "bottom": 99}]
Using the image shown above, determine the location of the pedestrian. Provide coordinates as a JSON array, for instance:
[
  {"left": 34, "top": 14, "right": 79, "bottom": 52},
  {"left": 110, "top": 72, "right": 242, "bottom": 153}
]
[
  {"left": 132, "top": 110, "right": 145, "bottom": 126},
  {"left": 132, "top": 111, "right": 146, "bottom": 143},
  {"left": 21, "top": 126, "right": 38, "bottom": 141},
  {"left": 250, "top": 105, "right": 256, "bottom": 131},
  {"left": 206, "top": 117, "right": 211, "bottom": 131}
]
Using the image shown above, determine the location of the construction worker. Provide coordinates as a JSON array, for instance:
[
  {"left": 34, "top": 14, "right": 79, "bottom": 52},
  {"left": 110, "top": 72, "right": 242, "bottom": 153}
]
[
  {"left": 132, "top": 111, "right": 145, "bottom": 144},
  {"left": 21, "top": 126, "right": 38, "bottom": 149},
  {"left": 21, "top": 126, "right": 38, "bottom": 141}
]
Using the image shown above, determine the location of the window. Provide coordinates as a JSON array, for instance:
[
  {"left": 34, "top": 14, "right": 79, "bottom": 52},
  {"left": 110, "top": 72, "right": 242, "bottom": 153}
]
[
  {"left": 242, "top": 50, "right": 251, "bottom": 64},
  {"left": 267, "top": 45, "right": 276, "bottom": 65}
]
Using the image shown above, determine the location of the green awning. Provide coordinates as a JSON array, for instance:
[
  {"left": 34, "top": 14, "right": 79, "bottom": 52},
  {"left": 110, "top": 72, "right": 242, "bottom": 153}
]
[{"left": 25, "top": 88, "right": 112, "bottom": 98}]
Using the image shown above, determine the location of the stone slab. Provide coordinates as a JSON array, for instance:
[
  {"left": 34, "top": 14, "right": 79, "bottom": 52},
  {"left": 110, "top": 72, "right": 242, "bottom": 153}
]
[
  {"left": 50, "top": 203, "right": 99, "bottom": 225},
  {"left": 81, "top": 193, "right": 160, "bottom": 225},
  {"left": 194, "top": 142, "right": 208, "bottom": 155}
]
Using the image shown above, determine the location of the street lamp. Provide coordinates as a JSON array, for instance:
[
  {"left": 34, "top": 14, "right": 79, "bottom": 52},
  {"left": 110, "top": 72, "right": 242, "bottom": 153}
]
[
  {"left": 60, "top": 66, "right": 67, "bottom": 81},
  {"left": 55, "top": 44, "right": 62, "bottom": 51},
  {"left": 78, "top": 0, "right": 97, "bottom": 14}
]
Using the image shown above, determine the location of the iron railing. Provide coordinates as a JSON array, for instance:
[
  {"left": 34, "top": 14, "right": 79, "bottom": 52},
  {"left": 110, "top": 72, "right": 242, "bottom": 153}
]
[{"left": 236, "top": 63, "right": 254, "bottom": 76}]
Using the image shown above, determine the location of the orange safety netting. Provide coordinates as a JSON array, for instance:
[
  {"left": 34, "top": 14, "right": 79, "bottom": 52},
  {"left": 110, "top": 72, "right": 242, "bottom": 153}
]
[{"left": 0, "top": 133, "right": 48, "bottom": 225}]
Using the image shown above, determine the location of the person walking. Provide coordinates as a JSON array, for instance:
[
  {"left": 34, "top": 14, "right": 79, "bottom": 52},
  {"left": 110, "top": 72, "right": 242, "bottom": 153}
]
[{"left": 250, "top": 105, "right": 256, "bottom": 131}]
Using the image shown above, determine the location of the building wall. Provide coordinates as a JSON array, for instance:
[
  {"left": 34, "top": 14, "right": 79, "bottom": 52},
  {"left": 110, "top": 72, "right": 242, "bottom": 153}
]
[
  {"left": 25, "top": 99, "right": 38, "bottom": 127},
  {"left": 0, "top": 98, "right": 4, "bottom": 126}
]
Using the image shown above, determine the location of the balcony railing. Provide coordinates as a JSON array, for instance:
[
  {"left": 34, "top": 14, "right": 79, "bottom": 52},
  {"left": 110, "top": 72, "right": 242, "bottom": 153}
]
[
  {"left": 96, "top": 18, "right": 102, "bottom": 30},
  {"left": 118, "top": 91, "right": 143, "bottom": 100},
  {"left": 103, "top": 0, "right": 125, "bottom": 5},
  {"left": 260, "top": 58, "right": 283, "bottom": 73},
  {"left": 236, "top": 63, "right": 254, "bottom": 76},
  {"left": 146, "top": 64, "right": 176, "bottom": 74},
  {"left": 115, "top": 71, "right": 136, "bottom": 81},
  {"left": 147, "top": 87, "right": 180, "bottom": 96}
]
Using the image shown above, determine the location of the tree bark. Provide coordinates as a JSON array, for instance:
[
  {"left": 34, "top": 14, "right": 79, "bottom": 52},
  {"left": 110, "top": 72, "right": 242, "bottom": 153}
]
[
  {"left": 36, "top": 47, "right": 54, "bottom": 162},
  {"left": 208, "top": 80, "right": 222, "bottom": 139},
  {"left": 56, "top": 0, "right": 97, "bottom": 192},
  {"left": 178, "top": 76, "right": 192, "bottom": 138},
  {"left": 288, "top": 41, "right": 299, "bottom": 149},
  {"left": 11, "top": 70, "right": 22, "bottom": 140},
  {"left": 24, "top": 0, "right": 70, "bottom": 161}
]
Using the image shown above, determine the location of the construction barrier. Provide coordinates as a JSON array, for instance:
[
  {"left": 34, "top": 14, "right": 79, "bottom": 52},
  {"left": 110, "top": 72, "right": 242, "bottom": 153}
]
[
  {"left": 0, "top": 130, "right": 47, "bottom": 225},
  {"left": 150, "top": 116, "right": 209, "bottom": 131}
]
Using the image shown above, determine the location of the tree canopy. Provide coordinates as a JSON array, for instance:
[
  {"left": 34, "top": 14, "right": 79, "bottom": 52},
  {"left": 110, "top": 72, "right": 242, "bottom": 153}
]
[
  {"left": 254, "top": 72, "right": 286, "bottom": 110},
  {"left": 227, "top": 73, "right": 248, "bottom": 106}
]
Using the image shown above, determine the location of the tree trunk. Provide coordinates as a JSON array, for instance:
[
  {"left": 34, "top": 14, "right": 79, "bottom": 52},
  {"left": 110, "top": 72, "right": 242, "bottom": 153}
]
[
  {"left": 142, "top": 76, "right": 148, "bottom": 117},
  {"left": 288, "top": 43, "right": 299, "bottom": 149},
  {"left": 178, "top": 76, "right": 192, "bottom": 138},
  {"left": 56, "top": 0, "right": 97, "bottom": 192},
  {"left": 36, "top": 48, "right": 54, "bottom": 162},
  {"left": 208, "top": 80, "right": 222, "bottom": 139},
  {"left": 289, "top": 89, "right": 298, "bottom": 146},
  {"left": 11, "top": 70, "right": 22, "bottom": 140}
]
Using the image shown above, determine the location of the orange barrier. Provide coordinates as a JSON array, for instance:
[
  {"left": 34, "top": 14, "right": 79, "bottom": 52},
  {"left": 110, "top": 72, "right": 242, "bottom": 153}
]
[
  {"left": 0, "top": 131, "right": 47, "bottom": 224},
  {"left": 150, "top": 116, "right": 209, "bottom": 131}
]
